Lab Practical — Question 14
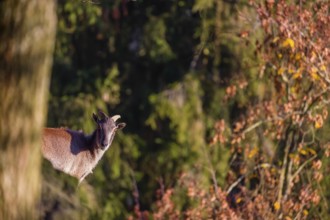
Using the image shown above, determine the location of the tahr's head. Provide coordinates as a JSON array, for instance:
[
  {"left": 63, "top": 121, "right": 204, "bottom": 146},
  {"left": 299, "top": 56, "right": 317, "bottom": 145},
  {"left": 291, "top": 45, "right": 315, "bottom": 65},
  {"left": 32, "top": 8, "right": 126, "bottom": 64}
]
[{"left": 92, "top": 111, "right": 126, "bottom": 150}]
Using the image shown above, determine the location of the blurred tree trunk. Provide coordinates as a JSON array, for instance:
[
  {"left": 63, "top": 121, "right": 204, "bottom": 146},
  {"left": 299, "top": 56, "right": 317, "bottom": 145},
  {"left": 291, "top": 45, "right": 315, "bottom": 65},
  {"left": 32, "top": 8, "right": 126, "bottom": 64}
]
[{"left": 0, "top": 0, "right": 56, "bottom": 219}]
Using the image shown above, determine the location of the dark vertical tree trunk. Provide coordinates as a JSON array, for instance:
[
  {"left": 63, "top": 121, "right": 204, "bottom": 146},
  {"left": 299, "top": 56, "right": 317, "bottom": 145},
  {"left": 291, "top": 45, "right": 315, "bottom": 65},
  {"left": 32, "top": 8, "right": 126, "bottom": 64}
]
[{"left": 0, "top": 0, "right": 56, "bottom": 219}]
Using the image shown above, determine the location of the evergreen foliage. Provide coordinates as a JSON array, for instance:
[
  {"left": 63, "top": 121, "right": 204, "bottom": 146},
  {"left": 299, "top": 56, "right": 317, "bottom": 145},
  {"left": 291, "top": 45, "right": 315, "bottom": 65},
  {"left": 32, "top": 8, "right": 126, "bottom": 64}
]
[{"left": 41, "top": 0, "right": 329, "bottom": 219}]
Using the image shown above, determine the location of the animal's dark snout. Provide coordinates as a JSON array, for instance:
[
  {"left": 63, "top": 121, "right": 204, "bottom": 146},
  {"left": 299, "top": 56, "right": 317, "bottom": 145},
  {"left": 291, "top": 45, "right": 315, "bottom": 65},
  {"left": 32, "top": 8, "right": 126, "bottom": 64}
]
[{"left": 101, "top": 141, "right": 109, "bottom": 148}]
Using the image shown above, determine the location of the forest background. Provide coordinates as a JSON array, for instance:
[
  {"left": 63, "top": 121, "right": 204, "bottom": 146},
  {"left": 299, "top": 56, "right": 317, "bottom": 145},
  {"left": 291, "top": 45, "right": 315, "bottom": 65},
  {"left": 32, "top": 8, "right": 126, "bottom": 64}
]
[{"left": 1, "top": 0, "right": 329, "bottom": 219}]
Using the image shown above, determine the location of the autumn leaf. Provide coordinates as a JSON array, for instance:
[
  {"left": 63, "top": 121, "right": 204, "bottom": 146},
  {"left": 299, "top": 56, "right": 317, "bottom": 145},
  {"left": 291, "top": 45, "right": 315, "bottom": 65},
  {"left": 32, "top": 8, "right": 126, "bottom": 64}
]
[
  {"left": 314, "top": 121, "right": 322, "bottom": 129},
  {"left": 310, "top": 67, "right": 320, "bottom": 81},
  {"left": 314, "top": 114, "right": 323, "bottom": 129},
  {"left": 299, "top": 148, "right": 308, "bottom": 155},
  {"left": 272, "top": 36, "right": 279, "bottom": 43},
  {"left": 274, "top": 201, "right": 281, "bottom": 210},
  {"left": 236, "top": 197, "right": 242, "bottom": 204},
  {"left": 320, "top": 65, "right": 326, "bottom": 71},
  {"left": 277, "top": 67, "right": 285, "bottom": 75},
  {"left": 248, "top": 147, "right": 259, "bottom": 158},
  {"left": 307, "top": 148, "right": 316, "bottom": 155},
  {"left": 281, "top": 38, "right": 295, "bottom": 49},
  {"left": 293, "top": 72, "right": 302, "bottom": 79},
  {"left": 303, "top": 209, "right": 309, "bottom": 216},
  {"left": 294, "top": 53, "right": 302, "bottom": 60}
]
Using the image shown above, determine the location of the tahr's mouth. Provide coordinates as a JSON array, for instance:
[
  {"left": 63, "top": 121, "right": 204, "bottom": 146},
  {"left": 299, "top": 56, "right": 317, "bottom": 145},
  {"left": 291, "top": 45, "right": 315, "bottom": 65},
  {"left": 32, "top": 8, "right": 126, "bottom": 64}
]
[{"left": 100, "top": 144, "right": 109, "bottom": 150}]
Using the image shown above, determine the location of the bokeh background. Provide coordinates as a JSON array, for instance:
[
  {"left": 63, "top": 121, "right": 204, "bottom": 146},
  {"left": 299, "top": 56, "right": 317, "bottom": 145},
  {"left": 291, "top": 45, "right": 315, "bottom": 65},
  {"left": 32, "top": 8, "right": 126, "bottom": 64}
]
[{"left": 38, "top": 0, "right": 329, "bottom": 219}]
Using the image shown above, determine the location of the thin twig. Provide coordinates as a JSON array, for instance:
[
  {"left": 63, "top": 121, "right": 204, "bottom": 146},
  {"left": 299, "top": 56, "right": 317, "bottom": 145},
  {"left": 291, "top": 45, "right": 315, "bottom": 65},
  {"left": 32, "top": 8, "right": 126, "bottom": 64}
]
[
  {"left": 201, "top": 144, "right": 219, "bottom": 197},
  {"left": 129, "top": 168, "right": 143, "bottom": 218},
  {"left": 290, "top": 154, "right": 317, "bottom": 182},
  {"left": 226, "top": 163, "right": 273, "bottom": 194},
  {"left": 277, "top": 127, "right": 292, "bottom": 207},
  {"left": 241, "top": 120, "right": 264, "bottom": 135}
]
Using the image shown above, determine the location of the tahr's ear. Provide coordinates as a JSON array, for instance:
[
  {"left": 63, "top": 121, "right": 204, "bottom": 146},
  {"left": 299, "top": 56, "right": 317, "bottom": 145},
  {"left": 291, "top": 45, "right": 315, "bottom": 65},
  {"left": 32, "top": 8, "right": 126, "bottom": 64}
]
[
  {"left": 98, "top": 110, "right": 108, "bottom": 119},
  {"left": 116, "top": 123, "right": 126, "bottom": 130},
  {"left": 92, "top": 113, "right": 99, "bottom": 123}
]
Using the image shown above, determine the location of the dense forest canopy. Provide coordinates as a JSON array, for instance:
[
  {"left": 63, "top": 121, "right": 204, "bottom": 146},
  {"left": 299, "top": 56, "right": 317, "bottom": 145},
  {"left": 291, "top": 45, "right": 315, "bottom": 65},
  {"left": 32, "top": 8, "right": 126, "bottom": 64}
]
[{"left": 40, "top": 0, "right": 329, "bottom": 219}]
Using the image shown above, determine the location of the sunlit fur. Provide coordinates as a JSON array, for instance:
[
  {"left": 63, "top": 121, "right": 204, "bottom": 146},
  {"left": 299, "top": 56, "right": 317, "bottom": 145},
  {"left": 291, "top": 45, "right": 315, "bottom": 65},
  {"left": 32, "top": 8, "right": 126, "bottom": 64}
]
[{"left": 41, "top": 111, "right": 125, "bottom": 183}]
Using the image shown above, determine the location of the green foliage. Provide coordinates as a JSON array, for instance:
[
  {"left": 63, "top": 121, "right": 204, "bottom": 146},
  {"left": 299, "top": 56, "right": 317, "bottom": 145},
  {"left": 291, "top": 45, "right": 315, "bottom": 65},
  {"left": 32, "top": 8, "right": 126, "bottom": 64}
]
[
  {"left": 193, "top": 0, "right": 214, "bottom": 12},
  {"left": 141, "top": 16, "right": 175, "bottom": 62},
  {"left": 145, "top": 75, "right": 205, "bottom": 176},
  {"left": 42, "top": 0, "right": 329, "bottom": 219}
]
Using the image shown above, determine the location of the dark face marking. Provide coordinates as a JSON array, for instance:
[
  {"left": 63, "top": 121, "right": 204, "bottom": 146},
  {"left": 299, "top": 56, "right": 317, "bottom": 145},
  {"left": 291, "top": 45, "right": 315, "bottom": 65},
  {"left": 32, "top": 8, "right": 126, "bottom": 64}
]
[
  {"left": 97, "top": 117, "right": 116, "bottom": 149},
  {"left": 92, "top": 112, "right": 126, "bottom": 150}
]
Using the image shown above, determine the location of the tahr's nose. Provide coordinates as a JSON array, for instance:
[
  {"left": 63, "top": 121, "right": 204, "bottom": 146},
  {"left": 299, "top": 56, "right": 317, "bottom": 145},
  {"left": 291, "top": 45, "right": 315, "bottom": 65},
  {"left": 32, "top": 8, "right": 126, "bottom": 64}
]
[{"left": 102, "top": 141, "right": 109, "bottom": 148}]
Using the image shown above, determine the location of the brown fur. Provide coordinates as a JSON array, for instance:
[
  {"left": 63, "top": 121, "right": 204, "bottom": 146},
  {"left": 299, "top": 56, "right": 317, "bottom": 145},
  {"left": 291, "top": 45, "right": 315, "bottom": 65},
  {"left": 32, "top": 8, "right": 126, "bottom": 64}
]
[{"left": 41, "top": 112, "right": 125, "bottom": 183}]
